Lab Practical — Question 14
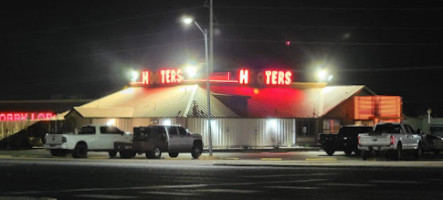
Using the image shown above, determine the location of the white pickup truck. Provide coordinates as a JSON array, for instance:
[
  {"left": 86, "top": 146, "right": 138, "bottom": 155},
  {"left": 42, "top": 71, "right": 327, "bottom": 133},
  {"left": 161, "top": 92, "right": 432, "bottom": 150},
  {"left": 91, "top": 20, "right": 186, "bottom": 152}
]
[
  {"left": 44, "top": 124, "right": 133, "bottom": 158},
  {"left": 358, "top": 122, "right": 423, "bottom": 160}
]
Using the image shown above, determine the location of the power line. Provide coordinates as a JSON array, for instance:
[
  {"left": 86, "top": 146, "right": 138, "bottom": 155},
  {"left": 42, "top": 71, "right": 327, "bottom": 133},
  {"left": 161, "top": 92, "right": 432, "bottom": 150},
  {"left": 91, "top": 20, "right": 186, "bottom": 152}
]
[
  {"left": 214, "top": 5, "right": 443, "bottom": 11},
  {"left": 219, "top": 38, "right": 443, "bottom": 47},
  {"left": 216, "top": 23, "right": 443, "bottom": 31},
  {"left": 338, "top": 66, "right": 443, "bottom": 72}
]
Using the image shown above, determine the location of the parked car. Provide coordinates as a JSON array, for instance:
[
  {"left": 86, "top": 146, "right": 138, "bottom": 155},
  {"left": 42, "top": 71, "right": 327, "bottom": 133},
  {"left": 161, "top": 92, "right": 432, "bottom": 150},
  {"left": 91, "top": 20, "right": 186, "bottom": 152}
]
[
  {"left": 44, "top": 124, "right": 133, "bottom": 158},
  {"left": 358, "top": 122, "right": 423, "bottom": 160},
  {"left": 422, "top": 125, "right": 443, "bottom": 155},
  {"left": 319, "top": 125, "right": 373, "bottom": 156},
  {"left": 114, "top": 125, "right": 203, "bottom": 159}
]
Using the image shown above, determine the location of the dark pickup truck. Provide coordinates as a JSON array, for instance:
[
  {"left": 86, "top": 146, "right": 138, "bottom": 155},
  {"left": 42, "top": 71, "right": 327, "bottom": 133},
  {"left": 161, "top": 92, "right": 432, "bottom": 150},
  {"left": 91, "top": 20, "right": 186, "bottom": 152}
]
[
  {"left": 319, "top": 125, "right": 372, "bottom": 156},
  {"left": 114, "top": 125, "right": 203, "bottom": 159}
]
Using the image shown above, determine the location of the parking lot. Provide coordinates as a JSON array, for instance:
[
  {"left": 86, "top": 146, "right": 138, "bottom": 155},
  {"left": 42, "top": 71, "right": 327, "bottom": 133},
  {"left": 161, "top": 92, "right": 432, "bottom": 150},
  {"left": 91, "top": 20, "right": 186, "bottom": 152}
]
[{"left": 2, "top": 148, "right": 443, "bottom": 165}]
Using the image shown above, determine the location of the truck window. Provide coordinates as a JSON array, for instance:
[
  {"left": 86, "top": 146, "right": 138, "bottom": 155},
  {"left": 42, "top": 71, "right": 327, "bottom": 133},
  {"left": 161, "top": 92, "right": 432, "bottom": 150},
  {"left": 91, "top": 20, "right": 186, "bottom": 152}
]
[
  {"left": 404, "top": 125, "right": 415, "bottom": 134},
  {"left": 178, "top": 127, "right": 187, "bottom": 136},
  {"left": 79, "top": 126, "right": 96, "bottom": 135},
  {"left": 100, "top": 126, "right": 124, "bottom": 134},
  {"left": 168, "top": 126, "right": 178, "bottom": 136},
  {"left": 374, "top": 124, "right": 401, "bottom": 134}
]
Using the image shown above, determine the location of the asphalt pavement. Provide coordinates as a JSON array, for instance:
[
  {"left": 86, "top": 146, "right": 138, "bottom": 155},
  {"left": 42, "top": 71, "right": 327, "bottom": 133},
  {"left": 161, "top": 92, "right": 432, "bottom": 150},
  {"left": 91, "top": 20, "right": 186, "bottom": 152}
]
[
  {"left": 1, "top": 156, "right": 443, "bottom": 200},
  {"left": 2, "top": 149, "right": 443, "bottom": 199}
]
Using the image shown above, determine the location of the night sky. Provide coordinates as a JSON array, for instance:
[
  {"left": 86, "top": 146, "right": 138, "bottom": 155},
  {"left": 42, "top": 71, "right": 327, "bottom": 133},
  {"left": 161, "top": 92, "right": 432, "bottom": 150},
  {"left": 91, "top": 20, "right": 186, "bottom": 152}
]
[{"left": 1, "top": 0, "right": 443, "bottom": 117}]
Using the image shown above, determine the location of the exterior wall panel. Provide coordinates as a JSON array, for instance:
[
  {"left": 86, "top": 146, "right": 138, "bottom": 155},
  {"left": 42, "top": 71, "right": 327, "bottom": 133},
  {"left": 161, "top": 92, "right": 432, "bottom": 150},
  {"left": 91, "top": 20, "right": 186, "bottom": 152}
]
[{"left": 187, "top": 118, "right": 296, "bottom": 148}]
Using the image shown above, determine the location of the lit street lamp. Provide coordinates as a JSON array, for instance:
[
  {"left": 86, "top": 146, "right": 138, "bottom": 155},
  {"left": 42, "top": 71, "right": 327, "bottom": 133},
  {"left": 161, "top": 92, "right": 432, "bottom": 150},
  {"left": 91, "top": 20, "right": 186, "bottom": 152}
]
[{"left": 182, "top": 16, "right": 213, "bottom": 156}]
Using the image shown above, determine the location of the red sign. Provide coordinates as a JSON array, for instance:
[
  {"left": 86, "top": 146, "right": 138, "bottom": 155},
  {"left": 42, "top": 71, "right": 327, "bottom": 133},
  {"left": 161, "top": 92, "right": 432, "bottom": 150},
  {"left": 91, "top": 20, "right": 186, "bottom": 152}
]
[
  {"left": 238, "top": 69, "right": 293, "bottom": 86},
  {"left": 130, "top": 69, "right": 183, "bottom": 86},
  {"left": 0, "top": 112, "right": 55, "bottom": 121},
  {"left": 130, "top": 68, "right": 293, "bottom": 87},
  {"left": 239, "top": 69, "right": 249, "bottom": 85},
  {"left": 160, "top": 69, "right": 183, "bottom": 84},
  {"left": 264, "top": 70, "right": 292, "bottom": 86}
]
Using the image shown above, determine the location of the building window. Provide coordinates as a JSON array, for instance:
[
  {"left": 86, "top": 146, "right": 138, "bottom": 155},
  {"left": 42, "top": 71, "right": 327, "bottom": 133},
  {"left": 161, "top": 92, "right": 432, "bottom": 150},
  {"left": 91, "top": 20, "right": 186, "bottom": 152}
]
[{"left": 323, "top": 119, "right": 341, "bottom": 134}]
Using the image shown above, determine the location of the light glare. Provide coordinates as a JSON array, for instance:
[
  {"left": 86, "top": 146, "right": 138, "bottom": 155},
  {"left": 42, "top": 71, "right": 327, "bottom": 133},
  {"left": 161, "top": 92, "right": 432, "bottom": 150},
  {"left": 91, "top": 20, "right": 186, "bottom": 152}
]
[
  {"left": 182, "top": 17, "right": 193, "bottom": 25},
  {"left": 130, "top": 70, "right": 139, "bottom": 82}
]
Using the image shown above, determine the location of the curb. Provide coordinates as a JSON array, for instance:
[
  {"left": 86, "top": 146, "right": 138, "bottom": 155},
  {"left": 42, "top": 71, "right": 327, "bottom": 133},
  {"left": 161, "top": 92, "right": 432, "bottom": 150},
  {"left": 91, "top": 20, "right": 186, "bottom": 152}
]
[
  {"left": 211, "top": 160, "right": 443, "bottom": 168},
  {"left": 203, "top": 147, "right": 321, "bottom": 153}
]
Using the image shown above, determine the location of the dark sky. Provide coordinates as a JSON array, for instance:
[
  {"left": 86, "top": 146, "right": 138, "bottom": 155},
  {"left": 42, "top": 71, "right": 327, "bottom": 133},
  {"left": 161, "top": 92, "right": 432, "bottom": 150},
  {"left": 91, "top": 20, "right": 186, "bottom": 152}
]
[{"left": 1, "top": 0, "right": 443, "bottom": 117}]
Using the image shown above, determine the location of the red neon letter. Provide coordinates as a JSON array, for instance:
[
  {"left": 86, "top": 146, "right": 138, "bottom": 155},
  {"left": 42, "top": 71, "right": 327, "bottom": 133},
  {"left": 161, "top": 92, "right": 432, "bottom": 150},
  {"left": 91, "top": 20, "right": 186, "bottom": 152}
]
[
  {"left": 14, "top": 113, "right": 21, "bottom": 121},
  {"left": 7, "top": 114, "right": 13, "bottom": 121},
  {"left": 278, "top": 71, "right": 285, "bottom": 85},
  {"left": 46, "top": 113, "right": 54, "bottom": 119},
  {"left": 176, "top": 69, "right": 183, "bottom": 82},
  {"left": 239, "top": 69, "right": 249, "bottom": 84},
  {"left": 37, "top": 113, "right": 45, "bottom": 120},
  {"left": 20, "top": 113, "right": 28, "bottom": 120},
  {"left": 265, "top": 71, "right": 272, "bottom": 84},
  {"left": 160, "top": 70, "right": 166, "bottom": 84},
  {"left": 271, "top": 71, "right": 278, "bottom": 85},
  {"left": 170, "top": 70, "right": 176, "bottom": 83},
  {"left": 285, "top": 71, "right": 292, "bottom": 85},
  {"left": 141, "top": 71, "right": 149, "bottom": 85},
  {"left": 0, "top": 114, "right": 6, "bottom": 121}
]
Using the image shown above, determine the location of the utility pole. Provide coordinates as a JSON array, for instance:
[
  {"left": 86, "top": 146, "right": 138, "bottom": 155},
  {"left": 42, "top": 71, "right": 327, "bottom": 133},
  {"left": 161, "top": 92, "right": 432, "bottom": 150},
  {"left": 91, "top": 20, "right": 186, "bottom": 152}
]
[{"left": 209, "top": 0, "right": 214, "bottom": 73}]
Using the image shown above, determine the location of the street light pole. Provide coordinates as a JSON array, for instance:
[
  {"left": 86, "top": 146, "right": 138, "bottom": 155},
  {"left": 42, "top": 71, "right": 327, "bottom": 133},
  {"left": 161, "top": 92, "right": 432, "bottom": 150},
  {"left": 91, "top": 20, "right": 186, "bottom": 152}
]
[{"left": 191, "top": 21, "right": 213, "bottom": 156}]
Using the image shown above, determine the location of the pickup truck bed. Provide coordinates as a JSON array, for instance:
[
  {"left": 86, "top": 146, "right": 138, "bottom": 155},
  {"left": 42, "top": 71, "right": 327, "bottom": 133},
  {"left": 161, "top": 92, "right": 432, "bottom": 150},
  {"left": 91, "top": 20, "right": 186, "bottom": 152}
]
[
  {"left": 358, "top": 122, "right": 422, "bottom": 160},
  {"left": 320, "top": 126, "right": 372, "bottom": 156}
]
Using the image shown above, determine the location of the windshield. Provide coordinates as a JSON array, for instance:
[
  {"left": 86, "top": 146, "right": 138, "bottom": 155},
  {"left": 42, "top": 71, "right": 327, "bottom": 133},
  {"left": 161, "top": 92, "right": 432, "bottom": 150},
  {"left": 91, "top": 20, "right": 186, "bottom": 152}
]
[{"left": 373, "top": 124, "right": 401, "bottom": 134}]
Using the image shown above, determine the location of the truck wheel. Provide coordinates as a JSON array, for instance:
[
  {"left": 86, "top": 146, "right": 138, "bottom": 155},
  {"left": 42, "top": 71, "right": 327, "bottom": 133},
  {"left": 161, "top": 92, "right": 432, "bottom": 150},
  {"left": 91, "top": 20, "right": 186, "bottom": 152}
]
[
  {"left": 191, "top": 145, "right": 202, "bottom": 159},
  {"left": 72, "top": 143, "right": 88, "bottom": 158},
  {"left": 391, "top": 143, "right": 402, "bottom": 160},
  {"left": 324, "top": 144, "right": 335, "bottom": 156},
  {"left": 146, "top": 146, "right": 161, "bottom": 159},
  {"left": 50, "top": 149, "right": 68, "bottom": 157},
  {"left": 108, "top": 150, "right": 117, "bottom": 158},
  {"left": 354, "top": 149, "right": 361, "bottom": 156},
  {"left": 168, "top": 152, "right": 179, "bottom": 158},
  {"left": 344, "top": 148, "right": 353, "bottom": 156},
  {"left": 120, "top": 151, "right": 135, "bottom": 159},
  {"left": 361, "top": 150, "right": 369, "bottom": 160}
]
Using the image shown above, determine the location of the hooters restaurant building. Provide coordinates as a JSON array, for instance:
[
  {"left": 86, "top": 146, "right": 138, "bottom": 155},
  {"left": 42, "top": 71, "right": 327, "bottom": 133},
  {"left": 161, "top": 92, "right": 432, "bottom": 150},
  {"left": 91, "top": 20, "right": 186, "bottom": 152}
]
[{"left": 52, "top": 67, "right": 402, "bottom": 148}]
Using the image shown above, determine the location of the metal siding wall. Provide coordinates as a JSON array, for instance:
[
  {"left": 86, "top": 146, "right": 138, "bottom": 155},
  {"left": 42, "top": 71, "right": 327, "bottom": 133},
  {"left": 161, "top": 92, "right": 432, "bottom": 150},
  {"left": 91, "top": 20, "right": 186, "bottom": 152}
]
[
  {"left": 0, "top": 120, "right": 35, "bottom": 140},
  {"left": 91, "top": 118, "right": 133, "bottom": 132},
  {"left": 186, "top": 118, "right": 296, "bottom": 148}
]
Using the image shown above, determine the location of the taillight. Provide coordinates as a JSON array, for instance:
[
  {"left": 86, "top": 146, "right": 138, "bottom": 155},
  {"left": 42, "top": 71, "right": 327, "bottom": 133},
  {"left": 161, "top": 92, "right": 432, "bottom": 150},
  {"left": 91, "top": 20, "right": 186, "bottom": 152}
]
[
  {"left": 358, "top": 135, "right": 361, "bottom": 146},
  {"left": 390, "top": 135, "right": 395, "bottom": 145},
  {"left": 62, "top": 137, "right": 67, "bottom": 143}
]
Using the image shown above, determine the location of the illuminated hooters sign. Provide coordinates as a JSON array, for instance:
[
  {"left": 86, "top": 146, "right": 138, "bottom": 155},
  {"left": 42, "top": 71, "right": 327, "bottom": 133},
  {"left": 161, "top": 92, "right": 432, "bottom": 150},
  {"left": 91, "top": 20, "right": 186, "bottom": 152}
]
[
  {"left": 239, "top": 69, "right": 293, "bottom": 86},
  {"left": 130, "top": 69, "right": 183, "bottom": 86},
  {"left": 0, "top": 112, "right": 55, "bottom": 121}
]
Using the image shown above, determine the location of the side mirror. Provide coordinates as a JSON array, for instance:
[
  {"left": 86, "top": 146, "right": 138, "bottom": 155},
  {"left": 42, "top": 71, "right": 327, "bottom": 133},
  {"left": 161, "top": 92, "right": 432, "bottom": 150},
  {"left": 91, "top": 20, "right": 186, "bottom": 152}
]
[{"left": 416, "top": 129, "right": 422, "bottom": 135}]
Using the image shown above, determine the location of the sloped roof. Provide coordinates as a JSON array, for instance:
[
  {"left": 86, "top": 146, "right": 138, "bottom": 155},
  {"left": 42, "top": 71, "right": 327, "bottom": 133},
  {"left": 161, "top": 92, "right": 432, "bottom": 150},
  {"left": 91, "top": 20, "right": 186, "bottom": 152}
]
[
  {"left": 70, "top": 85, "right": 238, "bottom": 118},
  {"left": 72, "top": 107, "right": 134, "bottom": 118},
  {"left": 210, "top": 85, "right": 369, "bottom": 118}
]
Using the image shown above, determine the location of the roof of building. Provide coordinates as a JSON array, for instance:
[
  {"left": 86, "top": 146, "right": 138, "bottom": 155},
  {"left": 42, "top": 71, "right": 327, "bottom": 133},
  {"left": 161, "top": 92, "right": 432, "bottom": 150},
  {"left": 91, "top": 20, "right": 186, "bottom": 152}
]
[
  {"left": 209, "top": 85, "right": 372, "bottom": 118},
  {"left": 67, "top": 85, "right": 239, "bottom": 118}
]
